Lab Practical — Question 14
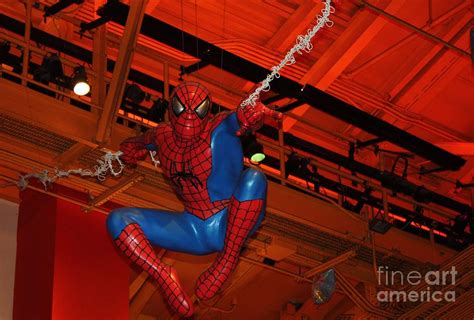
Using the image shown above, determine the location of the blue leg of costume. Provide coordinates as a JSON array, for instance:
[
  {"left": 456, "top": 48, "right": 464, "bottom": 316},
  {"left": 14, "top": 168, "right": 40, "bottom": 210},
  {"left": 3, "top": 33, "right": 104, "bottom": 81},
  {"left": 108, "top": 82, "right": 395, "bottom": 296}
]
[
  {"left": 107, "top": 208, "right": 227, "bottom": 255},
  {"left": 195, "top": 168, "right": 267, "bottom": 300},
  {"left": 106, "top": 168, "right": 266, "bottom": 255}
]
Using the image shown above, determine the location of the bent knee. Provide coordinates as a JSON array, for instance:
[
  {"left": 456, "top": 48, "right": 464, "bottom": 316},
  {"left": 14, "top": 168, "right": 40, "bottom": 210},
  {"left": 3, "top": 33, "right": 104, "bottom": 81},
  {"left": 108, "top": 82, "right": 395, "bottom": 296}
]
[
  {"left": 106, "top": 208, "right": 143, "bottom": 239},
  {"left": 235, "top": 169, "right": 267, "bottom": 201}
]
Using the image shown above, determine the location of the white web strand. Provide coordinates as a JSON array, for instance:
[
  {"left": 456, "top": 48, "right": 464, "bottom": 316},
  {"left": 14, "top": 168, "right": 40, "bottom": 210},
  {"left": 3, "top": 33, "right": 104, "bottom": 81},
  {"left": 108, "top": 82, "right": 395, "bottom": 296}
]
[
  {"left": 149, "top": 150, "right": 161, "bottom": 167},
  {"left": 12, "top": 2, "right": 333, "bottom": 190},
  {"left": 17, "top": 151, "right": 125, "bottom": 190},
  {"left": 240, "top": 0, "right": 334, "bottom": 108}
]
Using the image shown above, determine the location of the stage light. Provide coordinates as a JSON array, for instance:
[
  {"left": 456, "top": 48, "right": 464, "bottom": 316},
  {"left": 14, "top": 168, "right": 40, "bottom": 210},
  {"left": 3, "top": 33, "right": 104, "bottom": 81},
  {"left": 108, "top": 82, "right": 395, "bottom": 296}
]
[
  {"left": 148, "top": 98, "right": 168, "bottom": 123},
  {"left": 285, "top": 152, "right": 310, "bottom": 178},
  {"left": 124, "top": 83, "right": 146, "bottom": 104},
  {"left": 71, "top": 66, "right": 90, "bottom": 96},
  {"left": 452, "top": 214, "right": 469, "bottom": 235},
  {"left": 312, "top": 269, "right": 336, "bottom": 305},
  {"left": 33, "top": 54, "right": 64, "bottom": 85},
  {"left": 369, "top": 218, "right": 392, "bottom": 234},
  {"left": 241, "top": 134, "right": 265, "bottom": 164}
]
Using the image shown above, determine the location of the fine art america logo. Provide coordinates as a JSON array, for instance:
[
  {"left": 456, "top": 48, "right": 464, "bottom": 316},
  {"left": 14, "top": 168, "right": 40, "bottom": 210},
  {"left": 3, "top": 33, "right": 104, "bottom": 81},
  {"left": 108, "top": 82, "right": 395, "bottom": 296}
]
[{"left": 377, "top": 266, "right": 457, "bottom": 303}]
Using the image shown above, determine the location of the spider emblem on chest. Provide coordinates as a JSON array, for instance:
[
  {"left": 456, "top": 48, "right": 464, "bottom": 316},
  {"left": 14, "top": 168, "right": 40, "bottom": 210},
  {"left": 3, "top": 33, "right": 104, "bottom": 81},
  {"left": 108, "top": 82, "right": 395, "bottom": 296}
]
[{"left": 169, "top": 160, "right": 203, "bottom": 192}]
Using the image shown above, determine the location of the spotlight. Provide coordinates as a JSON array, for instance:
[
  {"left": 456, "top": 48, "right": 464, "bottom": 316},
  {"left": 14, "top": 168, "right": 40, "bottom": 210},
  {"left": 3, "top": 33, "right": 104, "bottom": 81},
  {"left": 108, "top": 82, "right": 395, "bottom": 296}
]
[
  {"left": 241, "top": 134, "right": 265, "bottom": 164},
  {"left": 71, "top": 66, "right": 90, "bottom": 96},
  {"left": 148, "top": 98, "right": 168, "bottom": 123},
  {"left": 312, "top": 269, "right": 336, "bottom": 305},
  {"left": 369, "top": 218, "right": 392, "bottom": 234},
  {"left": 124, "top": 83, "right": 146, "bottom": 104},
  {"left": 33, "top": 54, "right": 63, "bottom": 85},
  {"left": 452, "top": 214, "right": 470, "bottom": 235},
  {"left": 285, "top": 152, "right": 310, "bottom": 178}
]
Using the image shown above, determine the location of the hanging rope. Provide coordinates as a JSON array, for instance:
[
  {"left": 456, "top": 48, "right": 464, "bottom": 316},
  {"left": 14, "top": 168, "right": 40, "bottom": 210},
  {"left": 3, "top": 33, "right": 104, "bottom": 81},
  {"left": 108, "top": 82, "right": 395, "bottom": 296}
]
[
  {"left": 16, "top": 151, "right": 125, "bottom": 190},
  {"left": 240, "top": 0, "right": 334, "bottom": 108}
]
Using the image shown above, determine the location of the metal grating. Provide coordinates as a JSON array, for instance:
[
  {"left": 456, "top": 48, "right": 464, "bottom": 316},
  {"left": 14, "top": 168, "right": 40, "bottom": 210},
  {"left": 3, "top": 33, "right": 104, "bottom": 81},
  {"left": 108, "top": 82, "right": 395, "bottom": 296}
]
[
  {"left": 1, "top": 112, "right": 426, "bottom": 273},
  {"left": 264, "top": 213, "right": 424, "bottom": 273},
  {"left": 0, "top": 113, "right": 75, "bottom": 153}
]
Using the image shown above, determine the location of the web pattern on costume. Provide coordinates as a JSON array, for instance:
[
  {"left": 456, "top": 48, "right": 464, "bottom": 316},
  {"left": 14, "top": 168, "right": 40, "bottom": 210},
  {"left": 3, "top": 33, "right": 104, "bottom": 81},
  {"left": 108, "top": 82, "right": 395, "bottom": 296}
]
[
  {"left": 196, "top": 197, "right": 263, "bottom": 299},
  {"left": 115, "top": 223, "right": 193, "bottom": 317},
  {"left": 170, "top": 82, "right": 211, "bottom": 139},
  {"left": 119, "top": 128, "right": 157, "bottom": 165},
  {"left": 154, "top": 114, "right": 230, "bottom": 219}
]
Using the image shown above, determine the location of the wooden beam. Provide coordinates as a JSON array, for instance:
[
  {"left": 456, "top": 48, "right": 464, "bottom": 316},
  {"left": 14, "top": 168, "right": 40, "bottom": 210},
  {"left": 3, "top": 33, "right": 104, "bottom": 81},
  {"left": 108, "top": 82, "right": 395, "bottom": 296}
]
[
  {"left": 91, "top": 23, "right": 107, "bottom": 113},
  {"left": 129, "top": 281, "right": 158, "bottom": 320},
  {"left": 129, "top": 271, "right": 148, "bottom": 301},
  {"left": 87, "top": 173, "right": 145, "bottom": 210},
  {"left": 53, "top": 142, "right": 93, "bottom": 167},
  {"left": 389, "top": 15, "right": 472, "bottom": 104},
  {"left": 336, "top": 269, "right": 395, "bottom": 318},
  {"left": 21, "top": 0, "right": 32, "bottom": 86},
  {"left": 95, "top": 0, "right": 149, "bottom": 143},
  {"left": 303, "top": 249, "right": 356, "bottom": 278},
  {"left": 197, "top": 261, "right": 263, "bottom": 318},
  {"left": 145, "top": 0, "right": 161, "bottom": 14},
  {"left": 283, "top": 0, "right": 408, "bottom": 131},
  {"left": 0, "top": 79, "right": 459, "bottom": 266},
  {"left": 266, "top": 0, "right": 324, "bottom": 52},
  {"left": 129, "top": 250, "right": 166, "bottom": 301},
  {"left": 326, "top": 297, "right": 358, "bottom": 319}
]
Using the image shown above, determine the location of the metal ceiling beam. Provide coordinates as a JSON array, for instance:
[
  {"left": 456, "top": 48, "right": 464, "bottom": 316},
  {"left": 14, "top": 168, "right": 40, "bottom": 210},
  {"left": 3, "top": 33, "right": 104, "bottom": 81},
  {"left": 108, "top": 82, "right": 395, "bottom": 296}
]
[
  {"left": 0, "top": 12, "right": 465, "bottom": 170},
  {"left": 303, "top": 249, "right": 356, "bottom": 278},
  {"left": 0, "top": 14, "right": 166, "bottom": 94},
  {"left": 0, "top": 16, "right": 470, "bottom": 221},
  {"left": 361, "top": 0, "right": 471, "bottom": 58},
  {"left": 91, "top": 20, "right": 107, "bottom": 112},
  {"left": 145, "top": 0, "right": 161, "bottom": 14},
  {"left": 266, "top": 0, "right": 324, "bottom": 52},
  {"left": 261, "top": 155, "right": 470, "bottom": 250},
  {"left": 284, "top": 0, "right": 408, "bottom": 130},
  {"left": 95, "top": 0, "right": 148, "bottom": 143},
  {"left": 96, "top": 3, "right": 466, "bottom": 171},
  {"left": 390, "top": 16, "right": 472, "bottom": 105},
  {"left": 346, "top": 1, "right": 470, "bottom": 77}
]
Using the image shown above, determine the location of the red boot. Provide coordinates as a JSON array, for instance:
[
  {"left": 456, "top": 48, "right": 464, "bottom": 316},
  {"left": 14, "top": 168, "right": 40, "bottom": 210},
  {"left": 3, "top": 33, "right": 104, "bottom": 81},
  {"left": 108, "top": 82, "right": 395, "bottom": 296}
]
[
  {"left": 115, "top": 223, "right": 194, "bottom": 317},
  {"left": 196, "top": 197, "right": 263, "bottom": 300}
]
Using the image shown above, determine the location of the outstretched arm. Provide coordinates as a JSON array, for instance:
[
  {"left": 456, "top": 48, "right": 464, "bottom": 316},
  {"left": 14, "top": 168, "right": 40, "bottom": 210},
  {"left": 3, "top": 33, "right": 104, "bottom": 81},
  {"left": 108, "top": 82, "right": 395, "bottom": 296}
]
[
  {"left": 235, "top": 100, "right": 282, "bottom": 136},
  {"left": 120, "top": 128, "right": 158, "bottom": 165}
]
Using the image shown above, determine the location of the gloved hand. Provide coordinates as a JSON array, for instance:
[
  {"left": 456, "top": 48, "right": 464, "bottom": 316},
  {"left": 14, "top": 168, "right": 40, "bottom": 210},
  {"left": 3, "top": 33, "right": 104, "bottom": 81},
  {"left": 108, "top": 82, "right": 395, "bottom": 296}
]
[{"left": 236, "top": 100, "right": 282, "bottom": 136}]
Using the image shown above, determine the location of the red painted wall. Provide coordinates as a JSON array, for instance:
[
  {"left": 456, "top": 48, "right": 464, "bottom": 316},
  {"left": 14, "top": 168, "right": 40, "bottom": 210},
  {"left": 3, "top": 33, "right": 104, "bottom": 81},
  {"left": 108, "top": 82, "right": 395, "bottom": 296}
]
[
  {"left": 14, "top": 186, "right": 129, "bottom": 320},
  {"left": 14, "top": 189, "right": 57, "bottom": 320}
]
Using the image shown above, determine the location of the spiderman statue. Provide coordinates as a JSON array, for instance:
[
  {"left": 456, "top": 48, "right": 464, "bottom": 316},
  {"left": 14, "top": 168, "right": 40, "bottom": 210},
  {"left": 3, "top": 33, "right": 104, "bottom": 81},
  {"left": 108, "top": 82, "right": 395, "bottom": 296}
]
[{"left": 107, "top": 82, "right": 281, "bottom": 317}]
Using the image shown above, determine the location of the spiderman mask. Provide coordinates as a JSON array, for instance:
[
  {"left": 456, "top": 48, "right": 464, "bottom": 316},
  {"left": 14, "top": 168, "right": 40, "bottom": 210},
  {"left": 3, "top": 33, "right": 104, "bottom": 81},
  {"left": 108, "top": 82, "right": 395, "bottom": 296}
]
[{"left": 169, "top": 82, "right": 211, "bottom": 141}]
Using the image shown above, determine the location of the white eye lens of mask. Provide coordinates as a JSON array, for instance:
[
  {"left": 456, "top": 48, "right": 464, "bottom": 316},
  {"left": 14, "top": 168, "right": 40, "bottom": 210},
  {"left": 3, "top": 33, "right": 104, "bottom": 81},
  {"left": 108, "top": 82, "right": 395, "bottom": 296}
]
[
  {"left": 194, "top": 98, "right": 210, "bottom": 119},
  {"left": 172, "top": 96, "right": 185, "bottom": 116}
]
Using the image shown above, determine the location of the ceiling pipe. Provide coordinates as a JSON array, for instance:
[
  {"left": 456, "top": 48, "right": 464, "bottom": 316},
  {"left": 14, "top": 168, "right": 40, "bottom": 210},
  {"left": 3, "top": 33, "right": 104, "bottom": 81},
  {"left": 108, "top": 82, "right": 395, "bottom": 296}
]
[
  {"left": 358, "top": 0, "right": 471, "bottom": 58},
  {"left": 346, "top": 1, "right": 471, "bottom": 76},
  {"left": 95, "top": 2, "right": 466, "bottom": 172},
  {"left": 0, "top": 15, "right": 470, "bottom": 219}
]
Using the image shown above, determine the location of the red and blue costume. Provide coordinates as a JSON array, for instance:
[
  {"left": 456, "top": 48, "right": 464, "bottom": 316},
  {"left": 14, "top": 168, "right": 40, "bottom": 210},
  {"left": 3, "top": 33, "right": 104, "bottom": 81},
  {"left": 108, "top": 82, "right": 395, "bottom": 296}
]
[{"left": 107, "top": 82, "right": 281, "bottom": 317}]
